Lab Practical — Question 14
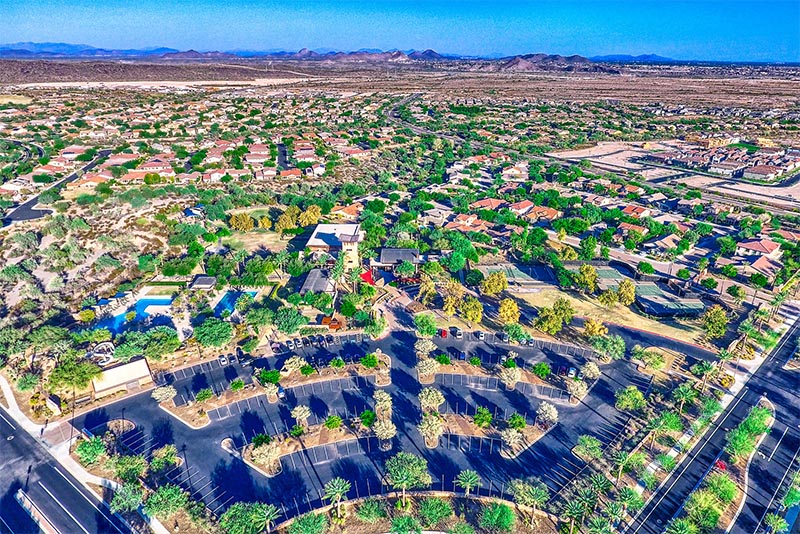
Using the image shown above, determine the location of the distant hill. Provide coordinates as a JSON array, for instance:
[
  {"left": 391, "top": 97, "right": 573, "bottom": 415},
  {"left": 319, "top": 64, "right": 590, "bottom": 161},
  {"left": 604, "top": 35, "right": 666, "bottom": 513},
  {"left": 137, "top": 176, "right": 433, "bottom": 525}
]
[
  {"left": 0, "top": 42, "right": 179, "bottom": 58},
  {"left": 591, "top": 54, "right": 676, "bottom": 63},
  {"left": 475, "top": 53, "right": 619, "bottom": 73},
  {"left": 160, "top": 50, "right": 237, "bottom": 60},
  {"left": 409, "top": 49, "right": 446, "bottom": 61}
]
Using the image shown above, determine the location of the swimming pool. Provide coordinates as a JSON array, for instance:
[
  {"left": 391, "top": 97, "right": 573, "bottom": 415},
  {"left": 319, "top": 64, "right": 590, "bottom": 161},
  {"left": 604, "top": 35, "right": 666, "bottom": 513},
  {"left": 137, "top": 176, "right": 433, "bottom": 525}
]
[
  {"left": 214, "top": 290, "right": 258, "bottom": 317},
  {"left": 96, "top": 297, "right": 175, "bottom": 335}
]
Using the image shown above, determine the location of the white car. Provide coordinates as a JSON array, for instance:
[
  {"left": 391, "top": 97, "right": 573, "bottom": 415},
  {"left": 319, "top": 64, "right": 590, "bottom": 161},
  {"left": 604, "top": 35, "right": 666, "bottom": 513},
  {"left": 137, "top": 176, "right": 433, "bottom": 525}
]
[
  {"left": 568, "top": 367, "right": 577, "bottom": 378},
  {"left": 454, "top": 328, "right": 463, "bottom": 339},
  {"left": 475, "top": 331, "right": 485, "bottom": 340}
]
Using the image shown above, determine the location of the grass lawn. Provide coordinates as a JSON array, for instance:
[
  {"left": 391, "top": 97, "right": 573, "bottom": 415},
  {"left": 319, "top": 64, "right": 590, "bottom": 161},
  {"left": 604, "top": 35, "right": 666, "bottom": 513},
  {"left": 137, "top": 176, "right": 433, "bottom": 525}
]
[
  {"left": 517, "top": 289, "right": 704, "bottom": 343},
  {"left": 222, "top": 230, "right": 288, "bottom": 253}
]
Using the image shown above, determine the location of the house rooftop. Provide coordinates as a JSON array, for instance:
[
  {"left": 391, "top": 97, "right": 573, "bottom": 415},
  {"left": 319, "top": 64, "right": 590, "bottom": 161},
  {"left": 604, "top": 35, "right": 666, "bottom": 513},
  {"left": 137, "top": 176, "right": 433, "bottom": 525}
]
[
  {"left": 306, "top": 224, "right": 363, "bottom": 249},
  {"left": 300, "top": 268, "right": 335, "bottom": 294},
  {"left": 379, "top": 248, "right": 421, "bottom": 265}
]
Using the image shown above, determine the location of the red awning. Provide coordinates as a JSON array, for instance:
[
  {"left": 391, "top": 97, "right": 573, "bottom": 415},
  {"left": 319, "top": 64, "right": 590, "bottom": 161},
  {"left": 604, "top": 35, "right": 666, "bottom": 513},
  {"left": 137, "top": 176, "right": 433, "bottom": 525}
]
[{"left": 360, "top": 270, "right": 375, "bottom": 286}]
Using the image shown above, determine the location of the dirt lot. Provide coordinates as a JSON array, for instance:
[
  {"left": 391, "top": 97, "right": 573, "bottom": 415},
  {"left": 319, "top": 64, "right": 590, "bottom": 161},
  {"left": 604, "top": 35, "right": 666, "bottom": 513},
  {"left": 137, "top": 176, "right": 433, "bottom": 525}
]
[{"left": 517, "top": 289, "right": 705, "bottom": 343}]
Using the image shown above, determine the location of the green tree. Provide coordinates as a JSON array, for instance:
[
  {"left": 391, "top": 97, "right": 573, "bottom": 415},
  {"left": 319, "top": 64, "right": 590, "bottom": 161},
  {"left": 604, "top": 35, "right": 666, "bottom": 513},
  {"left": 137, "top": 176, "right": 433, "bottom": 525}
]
[
  {"left": 764, "top": 513, "right": 789, "bottom": 534},
  {"left": 701, "top": 304, "right": 728, "bottom": 339},
  {"left": 385, "top": 452, "right": 432, "bottom": 508},
  {"left": 48, "top": 353, "right": 102, "bottom": 393},
  {"left": 274, "top": 306, "right": 309, "bottom": 335},
  {"left": 508, "top": 478, "right": 549, "bottom": 524},
  {"left": 414, "top": 313, "right": 438, "bottom": 337},
  {"left": 323, "top": 477, "right": 351, "bottom": 517},
  {"left": 75, "top": 437, "right": 106, "bottom": 465},
  {"left": 480, "top": 271, "right": 508, "bottom": 295},
  {"left": 144, "top": 484, "right": 188, "bottom": 520},
  {"left": 456, "top": 469, "right": 481, "bottom": 497},
  {"left": 194, "top": 317, "right": 233, "bottom": 347},
  {"left": 110, "top": 483, "right": 144, "bottom": 513},
  {"left": 459, "top": 296, "right": 484, "bottom": 324},
  {"left": 615, "top": 386, "right": 646, "bottom": 411},
  {"left": 672, "top": 383, "right": 698, "bottom": 414},
  {"left": 617, "top": 279, "right": 636, "bottom": 306},
  {"left": 498, "top": 298, "right": 520, "bottom": 325}
]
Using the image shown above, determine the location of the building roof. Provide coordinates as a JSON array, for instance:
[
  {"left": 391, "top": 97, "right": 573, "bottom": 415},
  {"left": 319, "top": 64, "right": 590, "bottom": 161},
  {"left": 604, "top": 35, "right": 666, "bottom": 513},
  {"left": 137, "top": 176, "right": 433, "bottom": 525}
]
[
  {"left": 379, "top": 248, "right": 421, "bottom": 265},
  {"left": 92, "top": 359, "right": 152, "bottom": 395},
  {"left": 190, "top": 275, "right": 217, "bottom": 290},
  {"left": 737, "top": 239, "right": 781, "bottom": 255},
  {"left": 306, "top": 224, "right": 363, "bottom": 249},
  {"left": 300, "top": 269, "right": 335, "bottom": 294}
]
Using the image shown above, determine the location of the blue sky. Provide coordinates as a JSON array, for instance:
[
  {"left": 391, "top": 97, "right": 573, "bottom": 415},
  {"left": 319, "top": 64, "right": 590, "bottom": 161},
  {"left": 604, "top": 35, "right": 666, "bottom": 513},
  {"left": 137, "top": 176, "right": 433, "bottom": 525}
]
[{"left": 1, "top": 0, "right": 798, "bottom": 62}]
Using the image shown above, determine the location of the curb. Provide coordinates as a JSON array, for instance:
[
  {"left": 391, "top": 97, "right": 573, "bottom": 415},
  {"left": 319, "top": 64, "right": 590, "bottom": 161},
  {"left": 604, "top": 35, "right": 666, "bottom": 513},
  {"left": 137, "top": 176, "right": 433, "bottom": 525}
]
[{"left": 724, "top": 398, "right": 776, "bottom": 533}]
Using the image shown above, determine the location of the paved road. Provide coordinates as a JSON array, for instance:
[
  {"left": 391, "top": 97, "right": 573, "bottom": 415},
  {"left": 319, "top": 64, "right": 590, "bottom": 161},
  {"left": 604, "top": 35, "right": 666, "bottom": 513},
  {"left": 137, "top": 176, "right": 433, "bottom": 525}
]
[
  {"left": 623, "top": 306, "right": 800, "bottom": 534},
  {"left": 0, "top": 406, "right": 130, "bottom": 534},
  {"left": 2, "top": 149, "right": 111, "bottom": 224}
]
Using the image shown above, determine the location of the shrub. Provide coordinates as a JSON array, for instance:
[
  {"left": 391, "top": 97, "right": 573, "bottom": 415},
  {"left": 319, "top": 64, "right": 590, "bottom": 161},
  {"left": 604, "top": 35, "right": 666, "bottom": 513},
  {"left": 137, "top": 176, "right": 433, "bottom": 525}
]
[
  {"left": 75, "top": 436, "right": 105, "bottom": 465},
  {"left": 360, "top": 353, "right": 379, "bottom": 369},
  {"left": 195, "top": 388, "right": 214, "bottom": 402},
  {"left": 258, "top": 369, "right": 281, "bottom": 385},
  {"left": 356, "top": 499, "right": 387, "bottom": 523},
  {"left": 290, "top": 425, "right": 305, "bottom": 437},
  {"left": 151, "top": 385, "right": 177, "bottom": 403},
  {"left": 16, "top": 373, "right": 39, "bottom": 392},
  {"left": 230, "top": 379, "right": 245, "bottom": 392},
  {"left": 469, "top": 356, "right": 481, "bottom": 366},
  {"left": 575, "top": 435, "right": 603, "bottom": 460},
  {"left": 252, "top": 433, "right": 271, "bottom": 448},
  {"left": 507, "top": 413, "right": 526, "bottom": 430},
  {"left": 391, "top": 516, "right": 422, "bottom": 534},
  {"left": 657, "top": 454, "right": 677, "bottom": 472},
  {"left": 473, "top": 407, "right": 493, "bottom": 429},
  {"left": 144, "top": 484, "right": 188, "bottom": 520},
  {"left": 435, "top": 353, "right": 452, "bottom": 365},
  {"left": 532, "top": 362, "right": 551, "bottom": 379},
  {"left": 110, "top": 483, "right": 143, "bottom": 513},
  {"left": 480, "top": 502, "right": 516, "bottom": 532},
  {"left": 360, "top": 409, "right": 377, "bottom": 428},
  {"left": 150, "top": 444, "right": 179, "bottom": 472},
  {"left": 288, "top": 512, "right": 328, "bottom": 534},
  {"left": 502, "top": 358, "right": 517, "bottom": 369},
  {"left": 418, "top": 497, "right": 453, "bottom": 528},
  {"left": 300, "top": 365, "right": 315, "bottom": 376},
  {"left": 705, "top": 472, "right": 737, "bottom": 504},
  {"left": 324, "top": 415, "right": 342, "bottom": 430}
]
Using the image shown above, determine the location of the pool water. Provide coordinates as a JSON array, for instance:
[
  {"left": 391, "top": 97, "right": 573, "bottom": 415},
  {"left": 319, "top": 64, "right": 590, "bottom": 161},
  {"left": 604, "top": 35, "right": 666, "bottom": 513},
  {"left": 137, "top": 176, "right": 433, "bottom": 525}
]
[
  {"left": 96, "top": 297, "right": 175, "bottom": 335},
  {"left": 214, "top": 291, "right": 257, "bottom": 317}
]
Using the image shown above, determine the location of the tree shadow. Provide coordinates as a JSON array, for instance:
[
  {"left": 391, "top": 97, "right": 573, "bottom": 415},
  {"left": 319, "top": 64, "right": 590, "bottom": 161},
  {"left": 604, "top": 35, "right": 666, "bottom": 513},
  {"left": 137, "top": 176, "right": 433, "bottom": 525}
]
[{"left": 149, "top": 418, "right": 174, "bottom": 449}]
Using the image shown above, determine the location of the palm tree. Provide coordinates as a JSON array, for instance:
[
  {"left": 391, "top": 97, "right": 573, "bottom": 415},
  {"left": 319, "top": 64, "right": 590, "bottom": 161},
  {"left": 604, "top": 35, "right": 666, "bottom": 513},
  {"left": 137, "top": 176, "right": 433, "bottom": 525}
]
[
  {"left": 586, "top": 515, "right": 613, "bottom": 534},
  {"left": 738, "top": 320, "right": 756, "bottom": 356},
  {"left": 456, "top": 469, "right": 481, "bottom": 497},
  {"left": 578, "top": 487, "right": 598, "bottom": 514},
  {"left": 770, "top": 291, "right": 787, "bottom": 320},
  {"left": 588, "top": 473, "right": 612, "bottom": 497},
  {"left": 617, "top": 486, "right": 639, "bottom": 516},
  {"left": 561, "top": 500, "right": 586, "bottom": 533},
  {"left": 612, "top": 450, "right": 631, "bottom": 485},
  {"left": 665, "top": 518, "right": 698, "bottom": 534},
  {"left": 754, "top": 308, "right": 770, "bottom": 333},
  {"left": 692, "top": 361, "right": 716, "bottom": 393},
  {"left": 716, "top": 349, "right": 734, "bottom": 373},
  {"left": 672, "top": 383, "right": 698, "bottom": 415},
  {"left": 323, "top": 477, "right": 351, "bottom": 518},
  {"left": 647, "top": 416, "right": 670, "bottom": 450},
  {"left": 764, "top": 513, "right": 789, "bottom": 534},
  {"left": 604, "top": 502, "right": 623, "bottom": 529},
  {"left": 254, "top": 503, "right": 281, "bottom": 534}
]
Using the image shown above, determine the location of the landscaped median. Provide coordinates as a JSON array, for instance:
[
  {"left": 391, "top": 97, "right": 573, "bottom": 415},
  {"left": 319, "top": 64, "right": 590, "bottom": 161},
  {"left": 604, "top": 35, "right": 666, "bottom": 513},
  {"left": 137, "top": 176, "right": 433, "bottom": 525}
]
[{"left": 663, "top": 399, "right": 774, "bottom": 534}]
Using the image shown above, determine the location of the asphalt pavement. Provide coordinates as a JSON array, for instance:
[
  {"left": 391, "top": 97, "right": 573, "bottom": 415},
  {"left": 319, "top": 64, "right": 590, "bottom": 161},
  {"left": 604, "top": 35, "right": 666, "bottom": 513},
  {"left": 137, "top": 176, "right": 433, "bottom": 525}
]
[
  {"left": 0, "top": 406, "right": 130, "bottom": 534},
  {"left": 623, "top": 308, "right": 800, "bottom": 534}
]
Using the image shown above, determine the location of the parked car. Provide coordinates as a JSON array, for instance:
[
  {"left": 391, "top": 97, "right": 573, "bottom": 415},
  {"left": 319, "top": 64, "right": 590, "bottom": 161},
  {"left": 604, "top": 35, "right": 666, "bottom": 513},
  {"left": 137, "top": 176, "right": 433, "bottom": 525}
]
[
  {"left": 568, "top": 367, "right": 578, "bottom": 378},
  {"left": 218, "top": 354, "right": 228, "bottom": 366},
  {"left": 326, "top": 335, "right": 334, "bottom": 345},
  {"left": 498, "top": 332, "right": 509, "bottom": 343},
  {"left": 285, "top": 339, "right": 295, "bottom": 350},
  {"left": 293, "top": 338, "right": 302, "bottom": 348},
  {"left": 459, "top": 350, "right": 468, "bottom": 361},
  {"left": 240, "top": 355, "right": 254, "bottom": 367},
  {"left": 454, "top": 328, "right": 463, "bottom": 340},
  {"left": 277, "top": 386, "right": 286, "bottom": 399},
  {"left": 475, "top": 331, "right": 485, "bottom": 340},
  {"left": 439, "top": 329, "right": 448, "bottom": 338},
  {"left": 302, "top": 337, "right": 310, "bottom": 347}
]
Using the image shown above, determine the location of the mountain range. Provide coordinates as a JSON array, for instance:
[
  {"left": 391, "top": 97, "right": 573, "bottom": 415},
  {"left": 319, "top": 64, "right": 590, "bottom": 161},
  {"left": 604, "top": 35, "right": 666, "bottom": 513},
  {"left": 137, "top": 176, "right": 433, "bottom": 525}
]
[{"left": 0, "top": 42, "right": 674, "bottom": 65}]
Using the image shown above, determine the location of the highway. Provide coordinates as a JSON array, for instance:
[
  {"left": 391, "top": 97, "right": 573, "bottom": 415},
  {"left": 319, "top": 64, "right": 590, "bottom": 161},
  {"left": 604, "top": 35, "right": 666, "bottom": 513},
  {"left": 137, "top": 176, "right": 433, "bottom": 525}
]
[
  {"left": 0, "top": 406, "right": 130, "bottom": 534},
  {"left": 623, "top": 304, "right": 800, "bottom": 534}
]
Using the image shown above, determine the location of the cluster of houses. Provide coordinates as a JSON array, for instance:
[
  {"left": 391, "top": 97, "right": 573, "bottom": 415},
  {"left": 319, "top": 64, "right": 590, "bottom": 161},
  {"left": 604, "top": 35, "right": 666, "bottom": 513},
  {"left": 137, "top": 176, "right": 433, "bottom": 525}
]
[{"left": 646, "top": 141, "right": 800, "bottom": 181}]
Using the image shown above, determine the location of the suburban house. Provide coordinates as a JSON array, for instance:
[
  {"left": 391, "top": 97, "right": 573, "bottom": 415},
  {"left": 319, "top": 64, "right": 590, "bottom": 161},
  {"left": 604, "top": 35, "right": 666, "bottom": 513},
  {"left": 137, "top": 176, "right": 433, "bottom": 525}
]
[
  {"left": 735, "top": 238, "right": 782, "bottom": 259},
  {"left": 300, "top": 269, "right": 335, "bottom": 295},
  {"left": 371, "top": 248, "right": 421, "bottom": 272},
  {"left": 306, "top": 224, "right": 363, "bottom": 271},
  {"left": 743, "top": 165, "right": 781, "bottom": 181}
]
